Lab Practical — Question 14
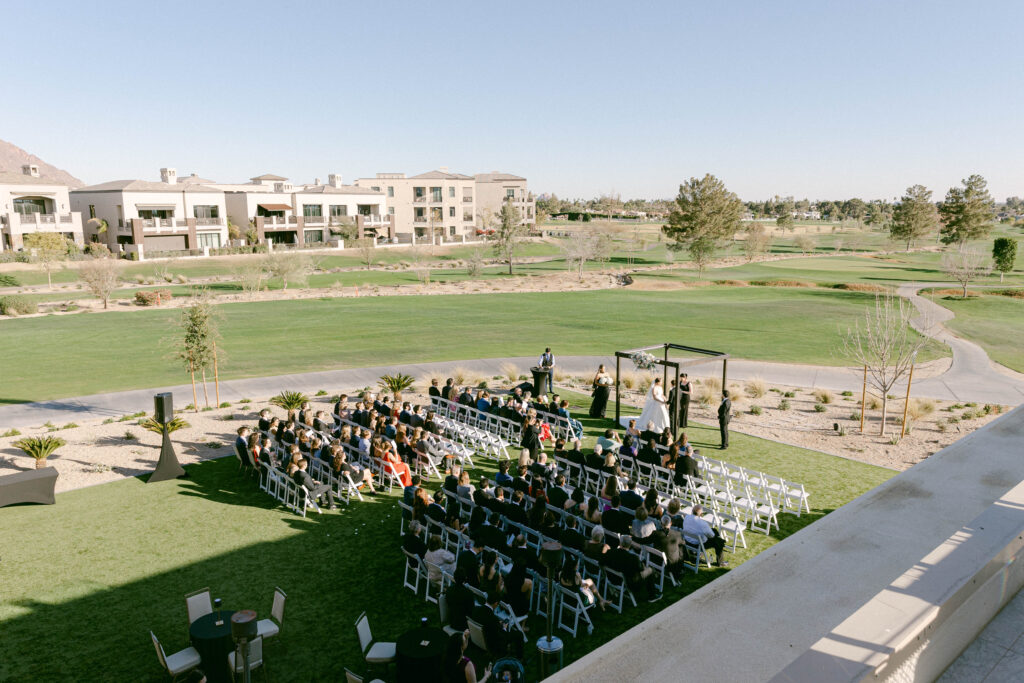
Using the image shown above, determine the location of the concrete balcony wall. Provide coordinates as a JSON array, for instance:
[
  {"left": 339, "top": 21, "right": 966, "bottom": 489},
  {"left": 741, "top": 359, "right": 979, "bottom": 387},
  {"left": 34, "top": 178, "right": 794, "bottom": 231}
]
[{"left": 0, "top": 212, "right": 85, "bottom": 250}]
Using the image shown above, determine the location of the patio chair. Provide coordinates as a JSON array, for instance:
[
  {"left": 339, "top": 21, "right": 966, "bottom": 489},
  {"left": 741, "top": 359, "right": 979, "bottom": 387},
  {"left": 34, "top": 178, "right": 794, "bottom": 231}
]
[
  {"left": 151, "top": 631, "right": 201, "bottom": 682},
  {"left": 256, "top": 587, "right": 286, "bottom": 641},
  {"left": 227, "top": 635, "right": 265, "bottom": 682},
  {"left": 185, "top": 588, "right": 212, "bottom": 625},
  {"left": 354, "top": 612, "right": 396, "bottom": 669}
]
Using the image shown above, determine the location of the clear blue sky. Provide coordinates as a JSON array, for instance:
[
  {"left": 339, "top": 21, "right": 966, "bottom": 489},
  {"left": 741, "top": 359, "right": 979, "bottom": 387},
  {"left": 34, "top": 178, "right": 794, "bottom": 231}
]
[{"left": 3, "top": 0, "right": 1021, "bottom": 201}]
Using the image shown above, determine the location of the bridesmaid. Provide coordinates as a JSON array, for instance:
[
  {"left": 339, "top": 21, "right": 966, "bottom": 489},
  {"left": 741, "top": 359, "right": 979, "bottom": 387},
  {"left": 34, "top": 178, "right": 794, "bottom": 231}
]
[{"left": 589, "top": 364, "right": 613, "bottom": 418}]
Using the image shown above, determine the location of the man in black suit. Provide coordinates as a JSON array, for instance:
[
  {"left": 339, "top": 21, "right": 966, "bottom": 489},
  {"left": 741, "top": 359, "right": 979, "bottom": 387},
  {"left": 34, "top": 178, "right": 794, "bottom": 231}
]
[
  {"left": 485, "top": 486, "right": 508, "bottom": 517},
  {"left": 677, "top": 449, "right": 700, "bottom": 482},
  {"left": 678, "top": 374, "right": 691, "bottom": 428},
  {"left": 585, "top": 444, "right": 605, "bottom": 471},
  {"left": 603, "top": 536, "right": 660, "bottom": 602},
  {"left": 428, "top": 378, "right": 441, "bottom": 399},
  {"left": 456, "top": 538, "right": 483, "bottom": 585},
  {"left": 441, "top": 378, "right": 455, "bottom": 401},
  {"left": 258, "top": 436, "right": 276, "bottom": 469},
  {"left": 718, "top": 390, "right": 732, "bottom": 450},
  {"left": 601, "top": 495, "right": 631, "bottom": 535},
  {"left": 512, "top": 466, "right": 531, "bottom": 495},
  {"left": 520, "top": 415, "right": 542, "bottom": 462},
  {"left": 620, "top": 480, "right": 644, "bottom": 510},
  {"left": 472, "top": 592, "right": 519, "bottom": 658},
  {"left": 475, "top": 512, "right": 509, "bottom": 553},
  {"left": 547, "top": 474, "right": 570, "bottom": 509},
  {"left": 458, "top": 387, "right": 475, "bottom": 407},
  {"left": 559, "top": 516, "right": 587, "bottom": 551},
  {"left": 547, "top": 394, "right": 561, "bottom": 416},
  {"left": 402, "top": 520, "right": 427, "bottom": 559},
  {"left": 473, "top": 479, "right": 493, "bottom": 508},
  {"left": 409, "top": 405, "right": 425, "bottom": 429},
  {"left": 443, "top": 568, "right": 475, "bottom": 630},
  {"left": 398, "top": 402, "right": 412, "bottom": 425},
  {"left": 426, "top": 490, "right": 447, "bottom": 522},
  {"left": 504, "top": 490, "right": 529, "bottom": 526},
  {"left": 651, "top": 515, "right": 686, "bottom": 576},
  {"left": 235, "top": 426, "right": 252, "bottom": 466},
  {"left": 292, "top": 458, "right": 336, "bottom": 510}
]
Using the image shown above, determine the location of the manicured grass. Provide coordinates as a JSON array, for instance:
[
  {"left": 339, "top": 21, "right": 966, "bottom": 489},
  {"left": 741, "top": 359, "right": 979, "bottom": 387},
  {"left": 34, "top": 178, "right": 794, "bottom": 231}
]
[
  {"left": 0, "top": 398, "right": 894, "bottom": 681},
  {"left": 0, "top": 287, "right": 947, "bottom": 402},
  {"left": 925, "top": 291, "right": 1024, "bottom": 372}
]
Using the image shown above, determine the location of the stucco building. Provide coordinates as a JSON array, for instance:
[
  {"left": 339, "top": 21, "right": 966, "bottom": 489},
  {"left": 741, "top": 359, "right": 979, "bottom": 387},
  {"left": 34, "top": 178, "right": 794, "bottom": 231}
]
[{"left": 0, "top": 164, "right": 84, "bottom": 252}]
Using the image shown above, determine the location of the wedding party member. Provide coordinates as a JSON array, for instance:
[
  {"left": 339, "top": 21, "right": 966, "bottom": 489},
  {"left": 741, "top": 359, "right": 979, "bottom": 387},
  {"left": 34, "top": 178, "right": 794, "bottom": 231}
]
[
  {"left": 636, "top": 377, "right": 670, "bottom": 435},
  {"left": 539, "top": 347, "right": 555, "bottom": 370},
  {"left": 677, "top": 374, "right": 692, "bottom": 428},
  {"left": 718, "top": 390, "right": 733, "bottom": 450},
  {"left": 589, "top": 364, "right": 613, "bottom": 418}
]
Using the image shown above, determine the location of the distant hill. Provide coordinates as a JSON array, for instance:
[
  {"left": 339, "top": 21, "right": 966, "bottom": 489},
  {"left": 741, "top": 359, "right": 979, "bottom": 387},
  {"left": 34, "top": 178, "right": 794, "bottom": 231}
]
[{"left": 0, "top": 138, "right": 82, "bottom": 187}]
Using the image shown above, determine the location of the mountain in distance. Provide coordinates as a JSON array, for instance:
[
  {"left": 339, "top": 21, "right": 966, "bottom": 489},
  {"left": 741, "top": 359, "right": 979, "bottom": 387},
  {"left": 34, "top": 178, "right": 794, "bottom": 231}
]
[{"left": 0, "top": 138, "right": 83, "bottom": 187}]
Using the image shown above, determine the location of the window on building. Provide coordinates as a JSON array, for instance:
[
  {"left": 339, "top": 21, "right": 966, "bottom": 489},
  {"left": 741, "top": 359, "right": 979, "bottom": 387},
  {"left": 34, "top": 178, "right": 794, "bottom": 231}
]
[
  {"left": 138, "top": 209, "right": 173, "bottom": 219},
  {"left": 506, "top": 188, "right": 515, "bottom": 199},
  {"left": 449, "top": 226, "right": 456, "bottom": 236},
  {"left": 414, "top": 186, "right": 425, "bottom": 200},
  {"left": 303, "top": 204, "right": 322, "bottom": 217},
  {"left": 193, "top": 205, "right": 219, "bottom": 219},
  {"left": 388, "top": 207, "right": 395, "bottom": 215},
  {"left": 463, "top": 210, "right": 473, "bottom": 222},
  {"left": 387, "top": 186, "right": 394, "bottom": 197},
  {"left": 330, "top": 205, "right": 348, "bottom": 217},
  {"left": 196, "top": 232, "right": 222, "bottom": 249},
  {"left": 448, "top": 206, "right": 455, "bottom": 217},
  {"left": 448, "top": 186, "right": 455, "bottom": 198},
  {"left": 415, "top": 207, "right": 426, "bottom": 220},
  {"left": 88, "top": 205, "right": 96, "bottom": 219},
  {"left": 431, "top": 187, "right": 442, "bottom": 202},
  {"left": 462, "top": 190, "right": 473, "bottom": 203},
  {"left": 304, "top": 230, "right": 324, "bottom": 244},
  {"left": 371, "top": 186, "right": 380, "bottom": 192},
  {"left": 13, "top": 197, "right": 47, "bottom": 215}
]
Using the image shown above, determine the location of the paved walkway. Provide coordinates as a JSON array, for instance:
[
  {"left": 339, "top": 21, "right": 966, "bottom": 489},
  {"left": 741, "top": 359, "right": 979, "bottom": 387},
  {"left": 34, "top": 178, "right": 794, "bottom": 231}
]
[
  {"left": 939, "top": 584, "right": 1024, "bottom": 682},
  {"left": 2, "top": 283, "right": 1022, "bottom": 428}
]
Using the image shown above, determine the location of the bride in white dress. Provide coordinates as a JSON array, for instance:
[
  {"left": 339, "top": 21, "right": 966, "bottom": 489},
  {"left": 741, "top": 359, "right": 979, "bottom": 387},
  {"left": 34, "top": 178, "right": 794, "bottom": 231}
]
[{"left": 636, "top": 377, "right": 671, "bottom": 434}]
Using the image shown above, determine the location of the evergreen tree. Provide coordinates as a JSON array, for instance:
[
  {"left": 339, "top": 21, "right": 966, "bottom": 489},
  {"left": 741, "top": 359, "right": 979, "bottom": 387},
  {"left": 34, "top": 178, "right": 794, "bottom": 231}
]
[
  {"left": 939, "top": 174, "right": 995, "bottom": 248},
  {"left": 662, "top": 174, "right": 744, "bottom": 279},
  {"left": 890, "top": 185, "right": 939, "bottom": 251}
]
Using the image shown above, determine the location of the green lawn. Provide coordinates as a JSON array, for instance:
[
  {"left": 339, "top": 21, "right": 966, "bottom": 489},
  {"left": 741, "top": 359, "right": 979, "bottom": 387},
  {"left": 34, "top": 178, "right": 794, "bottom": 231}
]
[
  {"left": 925, "top": 291, "right": 1024, "bottom": 373},
  {"left": 0, "top": 397, "right": 894, "bottom": 681},
  {"left": 0, "top": 287, "right": 947, "bottom": 402}
]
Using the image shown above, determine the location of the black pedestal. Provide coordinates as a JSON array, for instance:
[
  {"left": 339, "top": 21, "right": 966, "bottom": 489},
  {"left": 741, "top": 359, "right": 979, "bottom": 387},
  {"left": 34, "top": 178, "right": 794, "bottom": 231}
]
[{"left": 531, "top": 367, "right": 552, "bottom": 397}]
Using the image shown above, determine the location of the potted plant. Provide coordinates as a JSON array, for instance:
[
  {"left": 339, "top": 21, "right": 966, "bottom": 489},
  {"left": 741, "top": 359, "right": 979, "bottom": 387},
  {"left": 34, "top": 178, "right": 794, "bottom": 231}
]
[
  {"left": 270, "top": 390, "right": 309, "bottom": 420},
  {"left": 378, "top": 373, "right": 416, "bottom": 402},
  {"left": 14, "top": 435, "right": 67, "bottom": 469}
]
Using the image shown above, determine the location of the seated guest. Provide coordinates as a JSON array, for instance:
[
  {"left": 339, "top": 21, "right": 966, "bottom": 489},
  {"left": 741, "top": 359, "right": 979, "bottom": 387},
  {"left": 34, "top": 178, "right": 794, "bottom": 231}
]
[
  {"left": 377, "top": 437, "right": 412, "bottom": 487},
  {"left": 313, "top": 411, "right": 331, "bottom": 434},
  {"left": 473, "top": 478, "right": 493, "bottom": 507},
  {"left": 675, "top": 447, "right": 700, "bottom": 487},
  {"left": 331, "top": 446, "right": 377, "bottom": 495},
  {"left": 640, "top": 420, "right": 660, "bottom": 446},
  {"left": 443, "top": 568, "right": 475, "bottom": 631},
  {"left": 403, "top": 520, "right": 427, "bottom": 558},
  {"left": 539, "top": 510, "right": 560, "bottom": 539},
  {"left": 398, "top": 402, "right": 413, "bottom": 425},
  {"left": 485, "top": 486, "right": 507, "bottom": 516},
  {"left": 298, "top": 401, "right": 312, "bottom": 427},
  {"left": 235, "top": 426, "right": 252, "bottom": 465},
  {"left": 512, "top": 466, "right": 531, "bottom": 494},
  {"left": 602, "top": 451, "right": 622, "bottom": 477},
  {"left": 619, "top": 480, "right": 644, "bottom": 510},
  {"left": 625, "top": 418, "right": 641, "bottom": 440},
  {"left": 458, "top": 386, "right": 475, "bottom": 407},
  {"left": 266, "top": 417, "right": 280, "bottom": 440},
  {"left": 410, "top": 405, "right": 425, "bottom": 429},
  {"left": 505, "top": 490, "right": 529, "bottom": 526},
  {"left": 682, "top": 505, "right": 729, "bottom": 567},
  {"left": 631, "top": 505, "right": 657, "bottom": 543},
  {"left": 424, "top": 535, "right": 456, "bottom": 584},
  {"left": 378, "top": 396, "right": 392, "bottom": 417},
  {"left": 600, "top": 474, "right": 620, "bottom": 505},
  {"left": 291, "top": 458, "right": 336, "bottom": 510},
  {"left": 456, "top": 537, "right": 484, "bottom": 585},
  {"left": 404, "top": 474, "right": 422, "bottom": 507},
  {"left": 428, "top": 378, "right": 441, "bottom": 399},
  {"left": 566, "top": 486, "right": 586, "bottom": 515},
  {"left": 637, "top": 438, "right": 660, "bottom": 466},
  {"left": 445, "top": 464, "right": 463, "bottom": 493},
  {"left": 423, "top": 411, "right": 440, "bottom": 435},
  {"left": 584, "top": 527, "right": 610, "bottom": 562},
  {"left": 547, "top": 474, "right": 570, "bottom": 509},
  {"left": 457, "top": 470, "right": 475, "bottom": 499},
  {"left": 258, "top": 436, "right": 277, "bottom": 468},
  {"left": 559, "top": 516, "right": 587, "bottom": 551},
  {"left": 495, "top": 460, "right": 513, "bottom": 487},
  {"left": 476, "top": 390, "right": 491, "bottom": 413},
  {"left": 257, "top": 409, "right": 272, "bottom": 433},
  {"left": 527, "top": 496, "right": 547, "bottom": 530},
  {"left": 475, "top": 511, "right": 509, "bottom": 553},
  {"left": 584, "top": 496, "right": 603, "bottom": 525},
  {"left": 441, "top": 378, "right": 455, "bottom": 401},
  {"left": 559, "top": 554, "right": 609, "bottom": 611},
  {"left": 601, "top": 495, "right": 631, "bottom": 535},
  {"left": 553, "top": 437, "right": 584, "bottom": 466},
  {"left": 384, "top": 417, "right": 399, "bottom": 440},
  {"left": 529, "top": 451, "right": 553, "bottom": 481},
  {"left": 643, "top": 489, "right": 664, "bottom": 520},
  {"left": 282, "top": 444, "right": 300, "bottom": 470},
  {"left": 603, "top": 535, "right": 661, "bottom": 601},
  {"left": 356, "top": 429, "right": 371, "bottom": 456},
  {"left": 651, "top": 515, "right": 686, "bottom": 576},
  {"left": 427, "top": 489, "right": 448, "bottom": 522},
  {"left": 547, "top": 393, "right": 561, "bottom": 416},
  {"left": 479, "top": 551, "right": 506, "bottom": 596},
  {"left": 333, "top": 394, "right": 349, "bottom": 420},
  {"left": 472, "top": 591, "right": 517, "bottom": 658},
  {"left": 596, "top": 429, "right": 621, "bottom": 453},
  {"left": 662, "top": 443, "right": 680, "bottom": 471},
  {"left": 585, "top": 444, "right": 605, "bottom": 471},
  {"left": 412, "top": 487, "right": 432, "bottom": 522},
  {"left": 618, "top": 434, "right": 638, "bottom": 460},
  {"left": 503, "top": 557, "right": 533, "bottom": 619}
]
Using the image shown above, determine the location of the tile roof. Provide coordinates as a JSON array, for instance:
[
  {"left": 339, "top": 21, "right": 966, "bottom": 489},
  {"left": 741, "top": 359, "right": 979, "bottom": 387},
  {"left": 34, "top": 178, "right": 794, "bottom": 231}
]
[
  {"left": 409, "top": 170, "right": 474, "bottom": 180},
  {"left": 0, "top": 170, "right": 70, "bottom": 186},
  {"left": 250, "top": 173, "right": 288, "bottom": 181},
  {"left": 71, "top": 179, "right": 221, "bottom": 193},
  {"left": 300, "top": 184, "right": 384, "bottom": 195},
  {"left": 474, "top": 172, "right": 527, "bottom": 182}
]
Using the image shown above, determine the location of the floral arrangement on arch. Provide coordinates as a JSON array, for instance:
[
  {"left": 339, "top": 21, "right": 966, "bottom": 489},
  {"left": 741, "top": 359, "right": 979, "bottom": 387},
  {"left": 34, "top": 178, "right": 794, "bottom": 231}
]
[{"left": 629, "top": 351, "right": 659, "bottom": 371}]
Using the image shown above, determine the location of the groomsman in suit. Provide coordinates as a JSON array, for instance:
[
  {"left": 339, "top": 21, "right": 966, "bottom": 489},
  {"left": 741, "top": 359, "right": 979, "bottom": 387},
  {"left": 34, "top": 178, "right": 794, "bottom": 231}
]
[{"left": 718, "top": 390, "right": 732, "bottom": 449}]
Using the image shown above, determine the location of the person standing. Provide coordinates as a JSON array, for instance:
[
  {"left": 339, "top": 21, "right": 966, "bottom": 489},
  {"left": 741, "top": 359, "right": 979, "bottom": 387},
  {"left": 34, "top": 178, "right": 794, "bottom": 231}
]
[
  {"left": 678, "top": 374, "right": 691, "bottom": 428},
  {"left": 539, "top": 347, "right": 555, "bottom": 370},
  {"left": 718, "top": 390, "right": 732, "bottom": 450},
  {"left": 589, "top": 364, "right": 613, "bottom": 419}
]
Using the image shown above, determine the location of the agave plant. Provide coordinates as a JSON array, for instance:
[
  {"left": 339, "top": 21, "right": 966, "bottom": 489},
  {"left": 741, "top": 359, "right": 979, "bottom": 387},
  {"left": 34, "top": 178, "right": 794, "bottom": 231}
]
[
  {"left": 270, "top": 390, "right": 309, "bottom": 419},
  {"left": 378, "top": 373, "right": 416, "bottom": 401},
  {"left": 140, "top": 416, "right": 191, "bottom": 435},
  {"left": 14, "top": 435, "right": 66, "bottom": 469}
]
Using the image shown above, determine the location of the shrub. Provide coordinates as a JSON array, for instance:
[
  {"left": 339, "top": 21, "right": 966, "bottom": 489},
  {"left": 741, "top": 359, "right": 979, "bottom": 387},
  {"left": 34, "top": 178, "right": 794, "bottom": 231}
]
[
  {"left": 813, "top": 389, "right": 834, "bottom": 404},
  {"left": 783, "top": 391, "right": 795, "bottom": 398},
  {"left": 62, "top": 423, "right": 78, "bottom": 430},
  {"left": 965, "top": 402, "right": 977, "bottom": 408},
  {"left": 0, "top": 274, "right": 21, "bottom": 287},
  {"left": 202, "top": 406, "right": 214, "bottom": 412},
  {"left": 123, "top": 430, "right": 137, "bottom": 441},
  {"left": 270, "top": 390, "right": 309, "bottom": 417},
  {"left": 218, "top": 401, "right": 231, "bottom": 408},
  {"left": 102, "top": 418, "right": 115, "bottom": 425},
  {"left": 134, "top": 289, "right": 173, "bottom": 306},
  {"left": 183, "top": 403, "right": 195, "bottom": 411},
  {"left": 745, "top": 377, "right": 767, "bottom": 398},
  {"left": 841, "top": 390, "right": 853, "bottom": 397},
  {"left": 749, "top": 405, "right": 763, "bottom": 415},
  {"left": 499, "top": 363, "right": 520, "bottom": 382},
  {"left": 0, "top": 295, "right": 38, "bottom": 316},
  {"left": 937, "top": 422, "right": 947, "bottom": 433},
  {"left": 814, "top": 403, "right": 827, "bottom": 413},
  {"left": 620, "top": 371, "right": 639, "bottom": 390},
  {"left": 778, "top": 399, "right": 791, "bottom": 411},
  {"left": 315, "top": 390, "right": 327, "bottom": 396},
  {"left": 865, "top": 395, "right": 882, "bottom": 410},
  {"left": 2, "top": 428, "right": 22, "bottom": 437},
  {"left": 906, "top": 398, "right": 936, "bottom": 421},
  {"left": 378, "top": 372, "right": 417, "bottom": 398},
  {"left": 947, "top": 416, "right": 960, "bottom": 424},
  {"left": 451, "top": 366, "right": 473, "bottom": 385},
  {"left": 221, "top": 414, "right": 234, "bottom": 420},
  {"left": 13, "top": 435, "right": 66, "bottom": 468},
  {"left": 477, "top": 380, "right": 488, "bottom": 389},
  {"left": 239, "top": 398, "right": 252, "bottom": 404},
  {"left": 848, "top": 411, "right": 860, "bottom": 421},
  {"left": 961, "top": 409, "right": 976, "bottom": 420},
  {"left": 207, "top": 441, "right": 222, "bottom": 449}
]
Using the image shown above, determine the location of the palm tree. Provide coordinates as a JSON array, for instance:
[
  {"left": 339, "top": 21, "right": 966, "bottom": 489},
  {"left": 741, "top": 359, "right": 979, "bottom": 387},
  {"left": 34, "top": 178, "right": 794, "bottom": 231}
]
[
  {"left": 14, "top": 435, "right": 66, "bottom": 469},
  {"left": 87, "top": 217, "right": 109, "bottom": 235},
  {"left": 378, "top": 373, "right": 416, "bottom": 402},
  {"left": 140, "top": 416, "right": 190, "bottom": 435},
  {"left": 269, "top": 391, "right": 309, "bottom": 420}
]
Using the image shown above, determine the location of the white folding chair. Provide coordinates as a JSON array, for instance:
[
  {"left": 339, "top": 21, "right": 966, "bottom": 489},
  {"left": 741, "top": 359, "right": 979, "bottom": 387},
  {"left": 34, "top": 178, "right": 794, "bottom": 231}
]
[
  {"left": 402, "top": 550, "right": 425, "bottom": 596},
  {"left": 151, "top": 631, "right": 201, "bottom": 682},
  {"left": 555, "top": 585, "right": 595, "bottom": 636},
  {"left": 601, "top": 567, "right": 637, "bottom": 613},
  {"left": 256, "top": 587, "right": 286, "bottom": 641},
  {"left": 466, "top": 617, "right": 490, "bottom": 655}
]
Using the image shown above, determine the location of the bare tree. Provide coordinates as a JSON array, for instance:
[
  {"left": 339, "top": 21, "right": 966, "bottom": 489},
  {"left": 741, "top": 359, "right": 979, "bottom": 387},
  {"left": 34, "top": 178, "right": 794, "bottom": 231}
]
[
  {"left": 839, "top": 292, "right": 929, "bottom": 436},
  {"left": 742, "top": 223, "right": 771, "bottom": 262},
  {"left": 942, "top": 248, "right": 991, "bottom": 298},
  {"left": 353, "top": 237, "right": 376, "bottom": 270},
  {"left": 794, "top": 234, "right": 816, "bottom": 255},
  {"left": 77, "top": 257, "right": 120, "bottom": 309},
  {"left": 491, "top": 199, "right": 528, "bottom": 275},
  {"left": 466, "top": 247, "right": 486, "bottom": 278},
  {"left": 560, "top": 229, "right": 613, "bottom": 280},
  {"left": 234, "top": 261, "right": 268, "bottom": 298},
  {"left": 171, "top": 292, "right": 219, "bottom": 410},
  {"left": 264, "top": 252, "right": 311, "bottom": 289}
]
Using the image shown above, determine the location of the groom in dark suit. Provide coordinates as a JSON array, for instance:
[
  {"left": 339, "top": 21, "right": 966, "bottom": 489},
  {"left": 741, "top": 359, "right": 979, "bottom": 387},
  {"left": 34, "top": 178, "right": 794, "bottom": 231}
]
[{"left": 718, "top": 390, "right": 732, "bottom": 449}]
